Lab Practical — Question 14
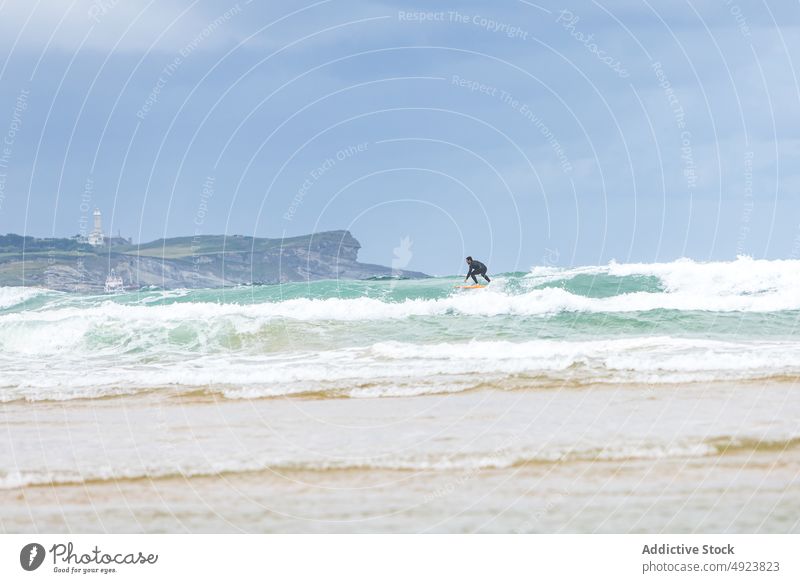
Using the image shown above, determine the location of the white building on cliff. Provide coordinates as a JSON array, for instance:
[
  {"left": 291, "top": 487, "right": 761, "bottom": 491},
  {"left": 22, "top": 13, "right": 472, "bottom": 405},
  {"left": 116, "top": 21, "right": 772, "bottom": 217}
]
[{"left": 87, "top": 208, "right": 104, "bottom": 246}]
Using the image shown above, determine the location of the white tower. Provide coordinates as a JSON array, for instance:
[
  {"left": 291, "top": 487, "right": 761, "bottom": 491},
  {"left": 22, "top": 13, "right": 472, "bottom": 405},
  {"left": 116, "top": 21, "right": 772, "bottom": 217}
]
[{"left": 88, "top": 208, "right": 104, "bottom": 246}]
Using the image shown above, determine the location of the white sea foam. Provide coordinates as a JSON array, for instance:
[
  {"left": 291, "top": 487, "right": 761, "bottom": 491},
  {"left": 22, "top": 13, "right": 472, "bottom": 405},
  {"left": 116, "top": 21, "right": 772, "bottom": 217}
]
[
  {"left": 2, "top": 258, "right": 800, "bottom": 400},
  {"left": 0, "top": 259, "right": 795, "bottom": 372},
  {"left": 2, "top": 258, "right": 799, "bottom": 342},
  {"left": 2, "top": 336, "right": 800, "bottom": 401},
  {"left": 0, "top": 281, "right": 797, "bottom": 348},
  {"left": 528, "top": 255, "right": 800, "bottom": 296}
]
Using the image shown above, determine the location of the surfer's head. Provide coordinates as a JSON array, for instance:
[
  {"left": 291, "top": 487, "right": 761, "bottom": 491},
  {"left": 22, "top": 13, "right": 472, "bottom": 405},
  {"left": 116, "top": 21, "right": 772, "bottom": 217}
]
[{"left": 466, "top": 256, "right": 473, "bottom": 264}]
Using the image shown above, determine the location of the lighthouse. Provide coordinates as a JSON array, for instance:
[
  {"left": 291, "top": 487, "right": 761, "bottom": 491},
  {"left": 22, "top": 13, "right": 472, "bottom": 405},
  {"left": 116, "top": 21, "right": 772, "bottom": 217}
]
[{"left": 87, "top": 208, "right": 104, "bottom": 246}]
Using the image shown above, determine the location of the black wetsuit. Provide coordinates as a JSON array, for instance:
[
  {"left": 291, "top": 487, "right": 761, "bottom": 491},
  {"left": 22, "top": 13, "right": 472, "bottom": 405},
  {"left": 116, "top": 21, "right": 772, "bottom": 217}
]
[{"left": 466, "top": 260, "right": 491, "bottom": 284}]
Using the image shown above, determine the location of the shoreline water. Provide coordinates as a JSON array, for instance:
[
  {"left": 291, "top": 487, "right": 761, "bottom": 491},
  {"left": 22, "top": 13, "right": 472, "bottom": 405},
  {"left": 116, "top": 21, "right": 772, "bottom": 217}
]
[
  {"left": 6, "top": 451, "right": 798, "bottom": 533},
  {"left": 0, "top": 386, "right": 800, "bottom": 532}
]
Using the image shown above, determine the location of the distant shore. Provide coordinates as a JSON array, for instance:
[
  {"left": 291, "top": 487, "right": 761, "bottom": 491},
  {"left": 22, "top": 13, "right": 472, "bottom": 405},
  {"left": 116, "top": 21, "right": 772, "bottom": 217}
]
[{"left": 0, "top": 230, "right": 428, "bottom": 292}]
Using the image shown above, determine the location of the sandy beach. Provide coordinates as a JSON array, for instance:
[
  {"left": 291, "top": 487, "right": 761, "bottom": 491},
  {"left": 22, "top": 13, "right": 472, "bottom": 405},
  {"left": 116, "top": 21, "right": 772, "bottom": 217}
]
[{"left": 3, "top": 384, "right": 798, "bottom": 533}]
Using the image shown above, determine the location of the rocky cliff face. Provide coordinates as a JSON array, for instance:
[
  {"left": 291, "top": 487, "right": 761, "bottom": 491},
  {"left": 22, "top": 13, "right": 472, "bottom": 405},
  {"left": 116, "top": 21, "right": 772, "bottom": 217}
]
[{"left": 0, "top": 230, "right": 428, "bottom": 292}]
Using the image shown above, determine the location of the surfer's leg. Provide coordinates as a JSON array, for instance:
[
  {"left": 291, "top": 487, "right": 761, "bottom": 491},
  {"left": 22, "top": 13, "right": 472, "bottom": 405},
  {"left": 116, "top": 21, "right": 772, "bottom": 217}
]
[
  {"left": 470, "top": 274, "right": 478, "bottom": 284},
  {"left": 482, "top": 274, "right": 491, "bottom": 283}
]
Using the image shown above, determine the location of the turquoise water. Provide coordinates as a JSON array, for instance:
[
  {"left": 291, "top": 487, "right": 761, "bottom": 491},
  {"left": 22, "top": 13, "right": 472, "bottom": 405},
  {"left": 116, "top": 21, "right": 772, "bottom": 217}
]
[
  {"left": 4, "top": 270, "right": 800, "bottom": 345},
  {"left": 2, "top": 257, "right": 800, "bottom": 400}
]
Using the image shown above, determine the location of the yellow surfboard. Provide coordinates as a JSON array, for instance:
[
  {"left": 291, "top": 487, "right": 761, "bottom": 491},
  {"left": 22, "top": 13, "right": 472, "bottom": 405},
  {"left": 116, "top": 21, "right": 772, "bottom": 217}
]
[{"left": 455, "top": 284, "right": 486, "bottom": 289}]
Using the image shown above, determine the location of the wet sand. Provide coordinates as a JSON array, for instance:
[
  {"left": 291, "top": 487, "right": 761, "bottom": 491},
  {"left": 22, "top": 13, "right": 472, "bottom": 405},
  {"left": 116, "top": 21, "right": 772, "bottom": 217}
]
[{"left": 2, "top": 385, "right": 799, "bottom": 533}]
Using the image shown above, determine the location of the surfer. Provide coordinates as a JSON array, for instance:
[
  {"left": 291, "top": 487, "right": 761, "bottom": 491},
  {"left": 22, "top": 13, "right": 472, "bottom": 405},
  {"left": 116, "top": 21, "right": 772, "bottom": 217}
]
[{"left": 464, "top": 256, "right": 491, "bottom": 284}]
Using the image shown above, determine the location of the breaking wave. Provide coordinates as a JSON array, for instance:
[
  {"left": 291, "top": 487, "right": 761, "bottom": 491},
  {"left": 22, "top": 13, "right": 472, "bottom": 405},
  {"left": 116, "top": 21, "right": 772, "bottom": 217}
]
[
  {"left": 2, "top": 257, "right": 800, "bottom": 401},
  {"left": 3, "top": 337, "right": 800, "bottom": 402}
]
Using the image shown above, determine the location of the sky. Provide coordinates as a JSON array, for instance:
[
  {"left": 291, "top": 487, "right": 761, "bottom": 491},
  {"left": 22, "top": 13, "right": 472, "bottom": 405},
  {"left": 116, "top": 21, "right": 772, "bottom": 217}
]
[{"left": 0, "top": 0, "right": 797, "bottom": 275}]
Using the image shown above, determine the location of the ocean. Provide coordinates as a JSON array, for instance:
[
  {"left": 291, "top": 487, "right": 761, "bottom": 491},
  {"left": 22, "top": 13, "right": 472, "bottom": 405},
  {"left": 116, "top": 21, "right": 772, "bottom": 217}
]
[{"left": 1, "top": 256, "right": 798, "bottom": 532}]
